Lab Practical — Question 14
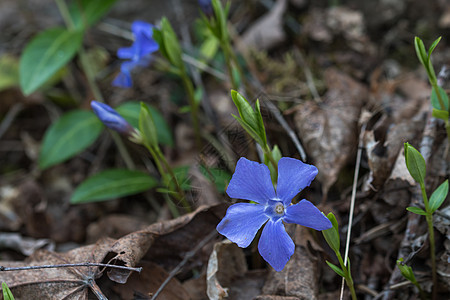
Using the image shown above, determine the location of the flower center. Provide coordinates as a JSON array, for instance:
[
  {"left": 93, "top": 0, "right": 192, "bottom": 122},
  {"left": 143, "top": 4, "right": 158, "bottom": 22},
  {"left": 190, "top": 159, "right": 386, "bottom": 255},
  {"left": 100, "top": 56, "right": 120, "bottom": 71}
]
[{"left": 275, "top": 203, "right": 285, "bottom": 215}]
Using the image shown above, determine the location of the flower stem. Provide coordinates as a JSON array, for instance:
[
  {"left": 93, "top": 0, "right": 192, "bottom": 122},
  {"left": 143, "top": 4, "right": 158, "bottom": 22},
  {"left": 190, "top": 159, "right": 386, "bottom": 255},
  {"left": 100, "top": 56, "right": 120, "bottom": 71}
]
[
  {"left": 420, "top": 182, "right": 437, "bottom": 300},
  {"left": 335, "top": 252, "right": 357, "bottom": 300}
]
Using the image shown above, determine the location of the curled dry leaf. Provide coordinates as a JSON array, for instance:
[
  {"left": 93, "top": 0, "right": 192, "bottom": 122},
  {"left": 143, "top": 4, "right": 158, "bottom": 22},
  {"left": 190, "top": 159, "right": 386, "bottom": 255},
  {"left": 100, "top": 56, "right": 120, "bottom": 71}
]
[{"left": 293, "top": 68, "right": 368, "bottom": 195}]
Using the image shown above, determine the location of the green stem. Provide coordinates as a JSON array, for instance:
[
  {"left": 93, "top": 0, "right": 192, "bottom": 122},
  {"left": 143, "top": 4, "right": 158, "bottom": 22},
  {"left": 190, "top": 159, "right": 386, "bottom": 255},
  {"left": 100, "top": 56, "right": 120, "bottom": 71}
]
[
  {"left": 420, "top": 182, "right": 437, "bottom": 300},
  {"left": 431, "top": 82, "right": 447, "bottom": 112},
  {"left": 263, "top": 145, "right": 278, "bottom": 176},
  {"left": 54, "top": 0, "right": 74, "bottom": 29},
  {"left": 180, "top": 73, "right": 202, "bottom": 150},
  {"left": 335, "top": 252, "right": 357, "bottom": 300}
]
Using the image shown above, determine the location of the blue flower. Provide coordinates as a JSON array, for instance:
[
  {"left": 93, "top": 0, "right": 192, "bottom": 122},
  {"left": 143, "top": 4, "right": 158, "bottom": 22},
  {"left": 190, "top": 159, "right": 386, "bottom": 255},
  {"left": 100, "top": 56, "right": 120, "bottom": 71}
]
[
  {"left": 217, "top": 157, "right": 332, "bottom": 271},
  {"left": 112, "top": 21, "right": 159, "bottom": 88},
  {"left": 91, "top": 101, "right": 134, "bottom": 134},
  {"left": 198, "top": 0, "right": 213, "bottom": 17}
]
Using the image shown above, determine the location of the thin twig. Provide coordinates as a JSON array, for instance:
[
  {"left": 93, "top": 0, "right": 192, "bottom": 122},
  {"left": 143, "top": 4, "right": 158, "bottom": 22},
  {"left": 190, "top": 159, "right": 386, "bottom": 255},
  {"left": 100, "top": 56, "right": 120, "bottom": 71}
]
[
  {"left": 340, "top": 122, "right": 366, "bottom": 300},
  {"left": 151, "top": 230, "right": 218, "bottom": 300},
  {"left": 0, "top": 103, "right": 24, "bottom": 139},
  {"left": 0, "top": 262, "right": 142, "bottom": 273}
]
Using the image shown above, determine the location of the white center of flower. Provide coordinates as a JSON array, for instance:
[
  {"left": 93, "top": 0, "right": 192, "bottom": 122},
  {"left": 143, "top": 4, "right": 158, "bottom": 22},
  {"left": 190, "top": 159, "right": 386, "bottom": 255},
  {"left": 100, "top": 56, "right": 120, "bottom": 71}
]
[{"left": 275, "top": 203, "right": 285, "bottom": 215}]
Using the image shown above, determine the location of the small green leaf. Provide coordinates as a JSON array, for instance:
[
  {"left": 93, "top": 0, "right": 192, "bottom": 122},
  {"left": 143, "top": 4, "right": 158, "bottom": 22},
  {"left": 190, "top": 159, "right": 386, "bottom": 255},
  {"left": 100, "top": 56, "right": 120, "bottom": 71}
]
[
  {"left": 139, "top": 102, "right": 158, "bottom": 148},
  {"left": 20, "top": 28, "right": 83, "bottom": 95},
  {"left": 0, "top": 54, "right": 19, "bottom": 91},
  {"left": 427, "top": 37, "right": 442, "bottom": 59},
  {"left": 69, "top": 0, "right": 118, "bottom": 30},
  {"left": 432, "top": 108, "right": 449, "bottom": 120},
  {"left": 326, "top": 261, "right": 346, "bottom": 278},
  {"left": 322, "top": 212, "right": 340, "bottom": 253},
  {"left": 404, "top": 143, "right": 426, "bottom": 185},
  {"left": 160, "top": 18, "right": 183, "bottom": 68},
  {"left": 2, "top": 282, "right": 15, "bottom": 300},
  {"left": 71, "top": 169, "right": 158, "bottom": 203},
  {"left": 396, "top": 258, "right": 416, "bottom": 283},
  {"left": 199, "top": 36, "right": 219, "bottom": 60},
  {"left": 429, "top": 180, "right": 449, "bottom": 213},
  {"left": 116, "top": 101, "right": 174, "bottom": 146},
  {"left": 431, "top": 86, "right": 449, "bottom": 111},
  {"left": 414, "top": 37, "right": 427, "bottom": 68},
  {"left": 406, "top": 206, "right": 428, "bottom": 215},
  {"left": 231, "top": 90, "right": 264, "bottom": 143},
  {"left": 39, "top": 110, "right": 103, "bottom": 169}
]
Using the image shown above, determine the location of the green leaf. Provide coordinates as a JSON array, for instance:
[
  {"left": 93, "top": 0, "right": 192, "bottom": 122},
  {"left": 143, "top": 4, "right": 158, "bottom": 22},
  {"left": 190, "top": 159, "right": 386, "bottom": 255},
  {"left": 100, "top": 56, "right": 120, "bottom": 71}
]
[
  {"left": 2, "top": 282, "right": 15, "bottom": 300},
  {"left": 231, "top": 90, "right": 260, "bottom": 133},
  {"left": 71, "top": 169, "right": 158, "bottom": 203},
  {"left": 432, "top": 108, "right": 449, "bottom": 120},
  {"left": 39, "top": 110, "right": 103, "bottom": 169},
  {"left": 429, "top": 180, "right": 449, "bottom": 213},
  {"left": 406, "top": 206, "right": 428, "bottom": 215},
  {"left": 396, "top": 258, "right": 416, "bottom": 283},
  {"left": 322, "top": 212, "right": 340, "bottom": 253},
  {"left": 326, "top": 261, "right": 346, "bottom": 278},
  {"left": 427, "top": 37, "right": 442, "bottom": 59},
  {"left": 160, "top": 18, "right": 183, "bottom": 69},
  {"left": 431, "top": 86, "right": 449, "bottom": 111},
  {"left": 199, "top": 166, "right": 231, "bottom": 193},
  {"left": 404, "top": 143, "right": 426, "bottom": 184},
  {"left": 116, "top": 101, "right": 174, "bottom": 146},
  {"left": 200, "top": 36, "right": 219, "bottom": 60},
  {"left": 139, "top": 102, "right": 158, "bottom": 148},
  {"left": 69, "top": 0, "right": 118, "bottom": 30},
  {"left": 0, "top": 54, "right": 19, "bottom": 91},
  {"left": 20, "top": 28, "right": 83, "bottom": 95},
  {"left": 414, "top": 37, "right": 427, "bottom": 68}
]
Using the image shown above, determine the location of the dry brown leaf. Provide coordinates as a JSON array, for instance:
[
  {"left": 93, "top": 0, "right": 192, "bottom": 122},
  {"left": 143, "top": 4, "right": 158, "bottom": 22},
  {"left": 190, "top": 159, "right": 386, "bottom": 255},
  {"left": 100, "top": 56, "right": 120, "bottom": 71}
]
[
  {"left": 0, "top": 238, "right": 116, "bottom": 299},
  {"left": 293, "top": 68, "right": 368, "bottom": 194},
  {"left": 239, "top": 0, "right": 287, "bottom": 51},
  {"left": 112, "top": 261, "right": 191, "bottom": 300},
  {"left": 261, "top": 226, "right": 320, "bottom": 300}
]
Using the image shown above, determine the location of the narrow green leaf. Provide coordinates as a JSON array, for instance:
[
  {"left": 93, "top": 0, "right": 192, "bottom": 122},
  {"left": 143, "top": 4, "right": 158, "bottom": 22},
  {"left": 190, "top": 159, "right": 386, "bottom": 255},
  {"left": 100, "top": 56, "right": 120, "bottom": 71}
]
[
  {"left": 20, "top": 28, "right": 83, "bottom": 95},
  {"left": 139, "top": 102, "right": 158, "bottom": 148},
  {"left": 427, "top": 36, "right": 442, "bottom": 58},
  {"left": 231, "top": 90, "right": 259, "bottom": 133},
  {"left": 199, "top": 36, "right": 219, "bottom": 60},
  {"left": 404, "top": 143, "right": 426, "bottom": 184},
  {"left": 71, "top": 169, "right": 158, "bottom": 203},
  {"left": 69, "top": 0, "right": 118, "bottom": 30},
  {"left": 406, "top": 206, "right": 428, "bottom": 215},
  {"left": 414, "top": 37, "right": 427, "bottom": 68},
  {"left": 326, "top": 261, "right": 346, "bottom": 278},
  {"left": 429, "top": 180, "right": 449, "bottom": 213},
  {"left": 431, "top": 86, "right": 449, "bottom": 111},
  {"left": 39, "top": 110, "right": 102, "bottom": 169},
  {"left": 161, "top": 18, "right": 183, "bottom": 68},
  {"left": 2, "top": 282, "right": 15, "bottom": 300},
  {"left": 397, "top": 258, "right": 416, "bottom": 283},
  {"left": 322, "top": 212, "right": 340, "bottom": 253},
  {"left": 116, "top": 101, "right": 174, "bottom": 146}
]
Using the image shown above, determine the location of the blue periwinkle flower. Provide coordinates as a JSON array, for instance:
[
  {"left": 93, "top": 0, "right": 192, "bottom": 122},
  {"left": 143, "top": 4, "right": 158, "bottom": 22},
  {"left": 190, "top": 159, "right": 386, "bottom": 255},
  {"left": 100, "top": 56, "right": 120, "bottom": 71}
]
[
  {"left": 217, "top": 157, "right": 332, "bottom": 271},
  {"left": 198, "top": 0, "right": 213, "bottom": 16},
  {"left": 91, "top": 101, "right": 134, "bottom": 134},
  {"left": 113, "top": 21, "right": 159, "bottom": 88}
]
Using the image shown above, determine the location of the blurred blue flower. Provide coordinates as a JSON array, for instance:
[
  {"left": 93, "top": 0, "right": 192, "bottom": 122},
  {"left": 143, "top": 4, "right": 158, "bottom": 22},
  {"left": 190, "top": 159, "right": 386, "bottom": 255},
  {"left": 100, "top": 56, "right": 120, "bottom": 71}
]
[
  {"left": 198, "top": 0, "right": 213, "bottom": 17},
  {"left": 217, "top": 157, "right": 332, "bottom": 271},
  {"left": 113, "top": 21, "right": 159, "bottom": 88},
  {"left": 91, "top": 100, "right": 133, "bottom": 134}
]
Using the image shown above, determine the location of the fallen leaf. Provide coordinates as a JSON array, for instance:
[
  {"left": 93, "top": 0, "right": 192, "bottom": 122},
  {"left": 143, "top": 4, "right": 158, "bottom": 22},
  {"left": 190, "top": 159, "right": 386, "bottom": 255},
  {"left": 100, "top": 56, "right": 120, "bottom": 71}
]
[{"left": 293, "top": 68, "right": 368, "bottom": 194}]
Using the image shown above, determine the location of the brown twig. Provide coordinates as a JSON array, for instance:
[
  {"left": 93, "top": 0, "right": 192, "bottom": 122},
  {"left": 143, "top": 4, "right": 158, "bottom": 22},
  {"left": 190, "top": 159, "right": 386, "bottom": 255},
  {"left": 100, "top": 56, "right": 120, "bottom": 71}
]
[{"left": 0, "top": 262, "right": 142, "bottom": 273}]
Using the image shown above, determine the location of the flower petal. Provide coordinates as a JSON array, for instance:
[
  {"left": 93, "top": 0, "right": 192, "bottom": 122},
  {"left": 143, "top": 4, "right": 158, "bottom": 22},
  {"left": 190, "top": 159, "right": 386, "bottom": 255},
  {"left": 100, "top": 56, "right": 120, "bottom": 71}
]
[
  {"left": 216, "top": 203, "right": 268, "bottom": 248},
  {"left": 91, "top": 101, "right": 132, "bottom": 133},
  {"left": 117, "top": 46, "right": 136, "bottom": 60},
  {"left": 258, "top": 219, "right": 294, "bottom": 271},
  {"left": 226, "top": 158, "right": 276, "bottom": 204},
  {"left": 276, "top": 157, "right": 318, "bottom": 204},
  {"left": 284, "top": 200, "right": 332, "bottom": 231}
]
